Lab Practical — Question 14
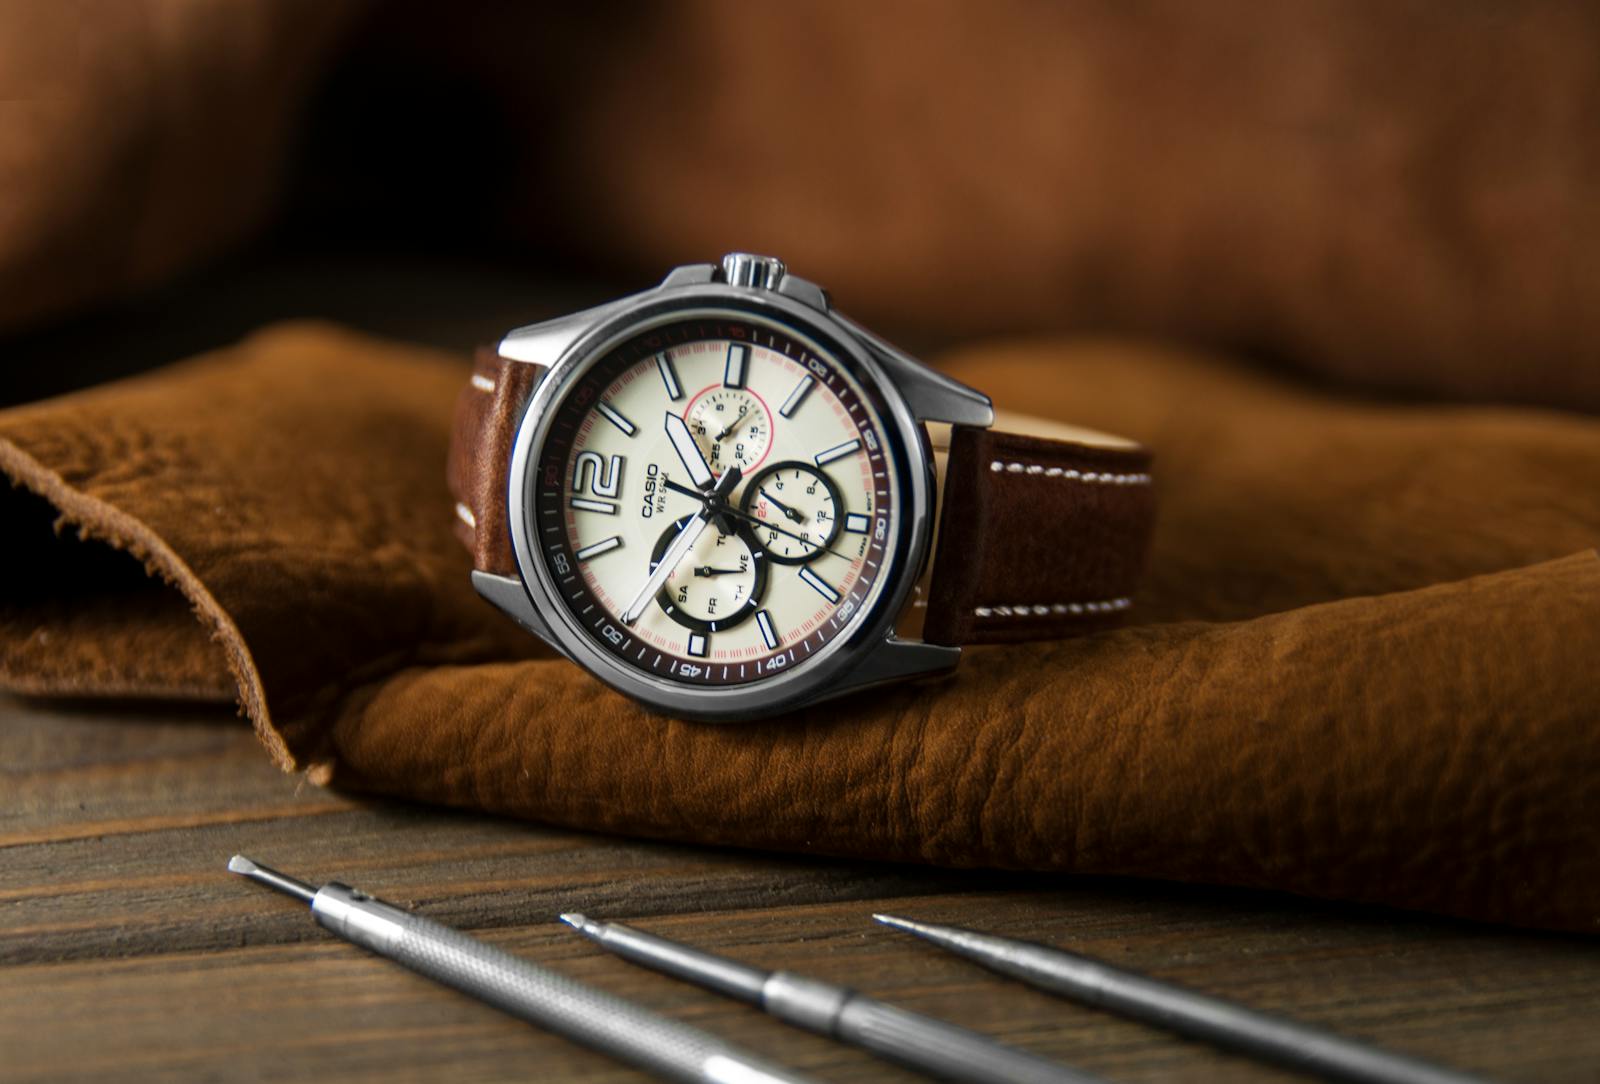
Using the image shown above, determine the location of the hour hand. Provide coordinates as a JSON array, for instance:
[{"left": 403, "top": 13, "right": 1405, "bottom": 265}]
[{"left": 664, "top": 411, "right": 714, "bottom": 490}]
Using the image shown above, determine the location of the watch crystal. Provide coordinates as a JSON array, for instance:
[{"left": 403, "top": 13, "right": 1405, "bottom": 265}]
[{"left": 532, "top": 316, "right": 898, "bottom": 687}]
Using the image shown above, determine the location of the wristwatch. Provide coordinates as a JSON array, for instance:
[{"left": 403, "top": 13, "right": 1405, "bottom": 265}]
[{"left": 448, "top": 254, "right": 1155, "bottom": 721}]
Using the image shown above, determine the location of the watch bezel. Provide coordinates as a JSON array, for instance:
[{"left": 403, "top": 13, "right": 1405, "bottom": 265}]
[{"left": 506, "top": 283, "right": 935, "bottom": 721}]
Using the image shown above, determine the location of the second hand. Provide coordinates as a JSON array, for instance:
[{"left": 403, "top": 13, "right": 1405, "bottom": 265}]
[{"left": 662, "top": 479, "right": 854, "bottom": 563}]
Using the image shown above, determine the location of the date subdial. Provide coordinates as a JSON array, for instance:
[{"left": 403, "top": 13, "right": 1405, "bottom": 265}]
[
  {"left": 741, "top": 462, "right": 843, "bottom": 565},
  {"left": 685, "top": 388, "right": 772, "bottom": 473},
  {"left": 649, "top": 516, "right": 768, "bottom": 632}
]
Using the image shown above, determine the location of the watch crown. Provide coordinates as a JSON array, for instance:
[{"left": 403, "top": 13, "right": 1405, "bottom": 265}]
[{"left": 720, "top": 252, "right": 786, "bottom": 290}]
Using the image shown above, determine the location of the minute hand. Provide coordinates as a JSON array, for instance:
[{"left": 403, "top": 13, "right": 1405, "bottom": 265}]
[
  {"left": 624, "top": 468, "right": 744, "bottom": 624},
  {"left": 620, "top": 512, "right": 708, "bottom": 625}
]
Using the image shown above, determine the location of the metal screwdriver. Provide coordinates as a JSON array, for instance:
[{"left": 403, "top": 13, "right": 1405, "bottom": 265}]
[
  {"left": 874, "top": 914, "right": 1488, "bottom": 1084},
  {"left": 227, "top": 856, "right": 816, "bottom": 1084},
  {"left": 561, "top": 912, "right": 1104, "bottom": 1084}
]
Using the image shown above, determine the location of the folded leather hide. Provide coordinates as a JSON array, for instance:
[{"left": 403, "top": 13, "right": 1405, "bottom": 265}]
[
  {"left": 2, "top": 323, "right": 1596, "bottom": 932},
  {"left": 6, "top": 1, "right": 1600, "bottom": 409},
  {"left": 0, "top": 0, "right": 366, "bottom": 331}
]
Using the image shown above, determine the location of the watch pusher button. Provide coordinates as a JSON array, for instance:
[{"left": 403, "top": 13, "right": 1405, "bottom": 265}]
[{"left": 721, "top": 252, "right": 787, "bottom": 290}]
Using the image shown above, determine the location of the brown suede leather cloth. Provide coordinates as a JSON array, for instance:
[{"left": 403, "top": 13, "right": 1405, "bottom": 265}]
[
  {"left": 5, "top": 2, "right": 1600, "bottom": 408},
  {"left": 3, "top": 323, "right": 1596, "bottom": 933},
  {"left": 0, "top": 0, "right": 367, "bottom": 330}
]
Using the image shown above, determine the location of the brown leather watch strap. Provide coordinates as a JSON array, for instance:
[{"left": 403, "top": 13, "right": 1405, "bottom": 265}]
[
  {"left": 446, "top": 348, "right": 539, "bottom": 576},
  {"left": 449, "top": 352, "right": 1155, "bottom": 645},
  {"left": 921, "top": 423, "right": 1155, "bottom": 646}
]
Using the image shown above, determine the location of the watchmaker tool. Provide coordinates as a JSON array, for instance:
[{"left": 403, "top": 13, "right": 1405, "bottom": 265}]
[
  {"left": 560, "top": 912, "right": 1103, "bottom": 1084},
  {"left": 874, "top": 913, "right": 1487, "bottom": 1084},
  {"left": 227, "top": 856, "right": 815, "bottom": 1084}
]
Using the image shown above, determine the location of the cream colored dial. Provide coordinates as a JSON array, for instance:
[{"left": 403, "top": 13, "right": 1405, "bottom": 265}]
[{"left": 540, "top": 319, "right": 897, "bottom": 686}]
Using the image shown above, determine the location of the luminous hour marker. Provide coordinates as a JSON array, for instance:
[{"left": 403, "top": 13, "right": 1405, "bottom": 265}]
[
  {"left": 657, "top": 352, "right": 683, "bottom": 400},
  {"left": 813, "top": 438, "right": 861, "bottom": 467},
  {"left": 570, "top": 497, "right": 617, "bottom": 515},
  {"left": 844, "top": 513, "right": 870, "bottom": 533},
  {"left": 687, "top": 632, "right": 708, "bottom": 657},
  {"left": 596, "top": 401, "right": 636, "bottom": 436},
  {"left": 756, "top": 609, "right": 779, "bottom": 650},
  {"left": 779, "top": 375, "right": 814, "bottom": 418},
  {"left": 724, "top": 343, "right": 749, "bottom": 388},
  {"left": 798, "top": 566, "right": 840, "bottom": 604},
  {"left": 575, "top": 536, "right": 622, "bottom": 561}
]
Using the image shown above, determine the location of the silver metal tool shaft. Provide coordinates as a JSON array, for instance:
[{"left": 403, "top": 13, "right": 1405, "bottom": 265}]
[
  {"left": 873, "top": 914, "right": 1488, "bottom": 1084},
  {"left": 227, "top": 856, "right": 814, "bottom": 1084},
  {"left": 561, "top": 912, "right": 1102, "bottom": 1084}
]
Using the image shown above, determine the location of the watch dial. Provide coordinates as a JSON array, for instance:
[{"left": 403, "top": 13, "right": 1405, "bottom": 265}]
[{"left": 532, "top": 315, "right": 899, "bottom": 687}]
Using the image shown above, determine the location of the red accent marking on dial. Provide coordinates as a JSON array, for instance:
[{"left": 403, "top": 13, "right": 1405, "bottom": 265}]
[{"left": 681, "top": 380, "right": 777, "bottom": 474}]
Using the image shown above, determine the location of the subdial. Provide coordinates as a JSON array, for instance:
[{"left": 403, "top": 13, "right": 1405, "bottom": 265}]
[
  {"left": 649, "top": 516, "right": 768, "bottom": 632},
  {"left": 684, "top": 388, "right": 772, "bottom": 473},
  {"left": 741, "top": 461, "right": 843, "bottom": 565}
]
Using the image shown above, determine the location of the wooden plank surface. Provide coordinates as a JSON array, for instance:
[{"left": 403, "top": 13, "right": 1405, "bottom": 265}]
[{"left": 3, "top": 693, "right": 1597, "bottom": 1083}]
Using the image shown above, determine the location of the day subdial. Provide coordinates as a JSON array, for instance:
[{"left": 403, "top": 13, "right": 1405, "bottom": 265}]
[
  {"left": 741, "top": 461, "right": 843, "bottom": 565},
  {"left": 650, "top": 516, "right": 768, "bottom": 633},
  {"left": 685, "top": 387, "right": 772, "bottom": 473}
]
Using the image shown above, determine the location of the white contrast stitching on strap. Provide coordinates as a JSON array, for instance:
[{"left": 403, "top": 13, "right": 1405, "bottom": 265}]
[
  {"left": 470, "top": 373, "right": 497, "bottom": 393},
  {"left": 454, "top": 502, "right": 477, "bottom": 530},
  {"left": 974, "top": 597, "right": 1131, "bottom": 619},
  {"left": 989, "top": 460, "right": 1150, "bottom": 485}
]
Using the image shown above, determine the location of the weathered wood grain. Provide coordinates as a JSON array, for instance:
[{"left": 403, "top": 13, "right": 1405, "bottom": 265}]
[{"left": 2, "top": 694, "right": 1597, "bottom": 1083}]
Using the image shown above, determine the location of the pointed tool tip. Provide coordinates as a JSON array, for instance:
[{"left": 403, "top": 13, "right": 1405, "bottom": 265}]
[
  {"left": 872, "top": 912, "right": 921, "bottom": 932},
  {"left": 228, "top": 854, "right": 257, "bottom": 875},
  {"left": 559, "top": 912, "right": 597, "bottom": 935}
]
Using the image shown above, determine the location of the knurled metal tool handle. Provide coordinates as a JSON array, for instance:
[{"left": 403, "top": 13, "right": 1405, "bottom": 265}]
[
  {"left": 836, "top": 996, "right": 1100, "bottom": 1084},
  {"left": 762, "top": 970, "right": 1102, "bottom": 1084},
  {"left": 314, "top": 883, "right": 810, "bottom": 1084}
]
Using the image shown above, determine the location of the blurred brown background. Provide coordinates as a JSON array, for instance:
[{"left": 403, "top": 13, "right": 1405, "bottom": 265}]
[
  {"left": 5, "top": 0, "right": 1598, "bottom": 408},
  {"left": 6, "top": 7, "right": 1600, "bottom": 1081}
]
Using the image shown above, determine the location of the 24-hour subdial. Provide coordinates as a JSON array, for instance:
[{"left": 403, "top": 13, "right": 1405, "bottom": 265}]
[
  {"left": 741, "top": 462, "right": 843, "bottom": 564},
  {"left": 650, "top": 516, "right": 768, "bottom": 633},
  {"left": 685, "top": 387, "right": 772, "bottom": 473}
]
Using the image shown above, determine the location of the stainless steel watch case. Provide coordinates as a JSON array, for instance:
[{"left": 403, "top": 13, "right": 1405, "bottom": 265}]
[{"left": 473, "top": 256, "right": 994, "bottom": 721}]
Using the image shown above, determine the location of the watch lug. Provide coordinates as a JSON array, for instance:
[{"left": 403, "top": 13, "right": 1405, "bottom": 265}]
[
  {"left": 775, "top": 273, "right": 831, "bottom": 312},
  {"left": 661, "top": 263, "right": 718, "bottom": 288},
  {"left": 836, "top": 315, "right": 994, "bottom": 427},
  {"left": 828, "top": 635, "right": 961, "bottom": 698},
  {"left": 470, "top": 570, "right": 566, "bottom": 657},
  {"left": 502, "top": 265, "right": 726, "bottom": 363},
  {"left": 497, "top": 297, "right": 636, "bottom": 366}
]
